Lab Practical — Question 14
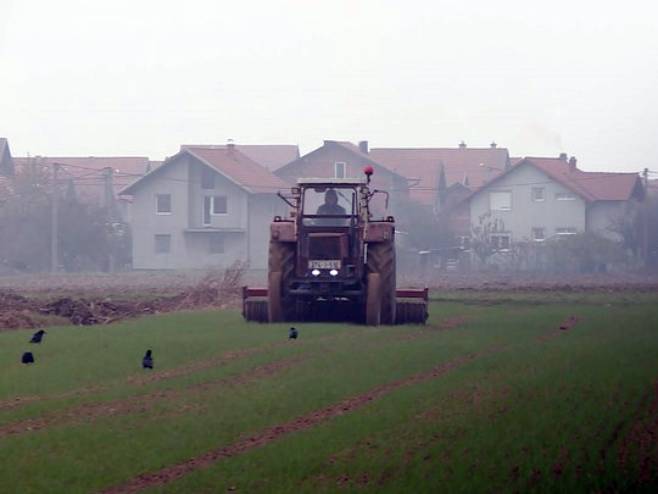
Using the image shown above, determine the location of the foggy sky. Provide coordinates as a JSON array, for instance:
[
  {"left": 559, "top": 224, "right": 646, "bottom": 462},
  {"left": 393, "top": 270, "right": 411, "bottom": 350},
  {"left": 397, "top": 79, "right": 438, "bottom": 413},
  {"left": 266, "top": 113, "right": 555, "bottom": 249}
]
[{"left": 1, "top": 0, "right": 657, "bottom": 173}]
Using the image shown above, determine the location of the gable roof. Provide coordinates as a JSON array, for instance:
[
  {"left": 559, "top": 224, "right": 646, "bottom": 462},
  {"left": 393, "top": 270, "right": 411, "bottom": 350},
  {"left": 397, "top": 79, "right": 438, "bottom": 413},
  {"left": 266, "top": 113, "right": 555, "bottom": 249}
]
[
  {"left": 470, "top": 156, "right": 643, "bottom": 203},
  {"left": 181, "top": 144, "right": 299, "bottom": 172},
  {"left": 0, "top": 138, "right": 15, "bottom": 176},
  {"left": 275, "top": 140, "right": 406, "bottom": 182},
  {"left": 13, "top": 156, "right": 151, "bottom": 204},
  {"left": 121, "top": 146, "right": 289, "bottom": 196},
  {"left": 369, "top": 147, "right": 511, "bottom": 205}
]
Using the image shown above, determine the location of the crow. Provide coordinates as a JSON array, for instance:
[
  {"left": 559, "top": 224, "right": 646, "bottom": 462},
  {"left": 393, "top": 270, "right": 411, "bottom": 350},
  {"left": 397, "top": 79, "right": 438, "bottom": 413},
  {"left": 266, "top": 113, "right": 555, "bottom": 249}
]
[
  {"left": 29, "top": 329, "right": 46, "bottom": 344},
  {"left": 289, "top": 327, "right": 298, "bottom": 340},
  {"left": 21, "top": 352, "right": 35, "bottom": 364},
  {"left": 142, "top": 349, "right": 153, "bottom": 369}
]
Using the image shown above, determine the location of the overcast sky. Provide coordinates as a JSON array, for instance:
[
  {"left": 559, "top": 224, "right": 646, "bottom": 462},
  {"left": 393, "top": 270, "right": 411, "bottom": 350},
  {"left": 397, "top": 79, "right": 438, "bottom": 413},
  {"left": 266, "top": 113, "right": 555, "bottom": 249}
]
[{"left": 1, "top": 0, "right": 656, "bottom": 172}]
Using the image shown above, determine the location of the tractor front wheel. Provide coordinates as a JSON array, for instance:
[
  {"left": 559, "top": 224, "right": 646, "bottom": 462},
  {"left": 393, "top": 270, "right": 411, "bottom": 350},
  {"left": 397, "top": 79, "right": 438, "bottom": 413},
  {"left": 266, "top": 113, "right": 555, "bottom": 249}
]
[
  {"left": 267, "top": 240, "right": 295, "bottom": 322},
  {"left": 365, "top": 273, "right": 382, "bottom": 326},
  {"left": 367, "top": 240, "right": 396, "bottom": 324}
]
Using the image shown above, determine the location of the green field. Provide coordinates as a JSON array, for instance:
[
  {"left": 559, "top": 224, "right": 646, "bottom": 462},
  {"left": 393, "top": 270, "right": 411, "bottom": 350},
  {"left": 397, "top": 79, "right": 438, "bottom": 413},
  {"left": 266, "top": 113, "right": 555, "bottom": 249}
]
[{"left": 1, "top": 292, "right": 658, "bottom": 493}]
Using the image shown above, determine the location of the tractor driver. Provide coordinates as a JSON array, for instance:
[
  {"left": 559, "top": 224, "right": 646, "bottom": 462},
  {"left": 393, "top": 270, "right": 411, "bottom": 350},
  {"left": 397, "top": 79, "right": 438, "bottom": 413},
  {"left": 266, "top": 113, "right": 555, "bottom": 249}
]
[{"left": 315, "top": 189, "right": 347, "bottom": 226}]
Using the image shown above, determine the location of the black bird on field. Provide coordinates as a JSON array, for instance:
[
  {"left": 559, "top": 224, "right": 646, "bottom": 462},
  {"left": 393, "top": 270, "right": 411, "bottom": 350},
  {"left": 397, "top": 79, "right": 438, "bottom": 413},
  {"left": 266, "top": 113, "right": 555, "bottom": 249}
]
[
  {"left": 21, "top": 352, "right": 35, "bottom": 364},
  {"left": 142, "top": 349, "right": 153, "bottom": 369},
  {"left": 29, "top": 329, "right": 46, "bottom": 344},
  {"left": 288, "top": 327, "right": 298, "bottom": 340}
]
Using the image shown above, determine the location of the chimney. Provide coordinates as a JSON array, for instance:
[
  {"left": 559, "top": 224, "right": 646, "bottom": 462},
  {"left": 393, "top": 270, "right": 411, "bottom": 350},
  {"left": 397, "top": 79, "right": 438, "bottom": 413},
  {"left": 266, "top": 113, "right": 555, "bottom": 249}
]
[
  {"left": 459, "top": 141, "right": 467, "bottom": 149},
  {"left": 490, "top": 141, "right": 497, "bottom": 149},
  {"left": 559, "top": 152, "right": 567, "bottom": 161},
  {"left": 358, "top": 140, "right": 369, "bottom": 154},
  {"left": 568, "top": 156, "right": 577, "bottom": 171},
  {"left": 227, "top": 138, "right": 235, "bottom": 151}
]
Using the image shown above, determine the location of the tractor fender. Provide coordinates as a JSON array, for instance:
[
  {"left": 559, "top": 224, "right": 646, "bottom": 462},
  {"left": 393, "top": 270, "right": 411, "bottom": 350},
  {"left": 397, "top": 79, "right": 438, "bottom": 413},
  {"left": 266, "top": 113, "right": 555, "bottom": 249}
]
[
  {"left": 271, "top": 221, "right": 296, "bottom": 242},
  {"left": 365, "top": 222, "right": 395, "bottom": 243}
]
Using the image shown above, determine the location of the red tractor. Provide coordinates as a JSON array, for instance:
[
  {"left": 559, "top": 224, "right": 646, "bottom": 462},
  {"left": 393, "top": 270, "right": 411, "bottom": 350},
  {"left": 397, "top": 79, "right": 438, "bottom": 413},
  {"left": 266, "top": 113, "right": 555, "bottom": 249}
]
[{"left": 243, "top": 168, "right": 428, "bottom": 325}]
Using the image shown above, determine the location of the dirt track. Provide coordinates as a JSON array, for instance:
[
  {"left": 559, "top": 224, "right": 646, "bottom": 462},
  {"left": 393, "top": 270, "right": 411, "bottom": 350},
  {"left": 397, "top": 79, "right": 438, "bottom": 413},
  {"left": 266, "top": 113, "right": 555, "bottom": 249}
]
[{"left": 100, "top": 347, "right": 502, "bottom": 494}]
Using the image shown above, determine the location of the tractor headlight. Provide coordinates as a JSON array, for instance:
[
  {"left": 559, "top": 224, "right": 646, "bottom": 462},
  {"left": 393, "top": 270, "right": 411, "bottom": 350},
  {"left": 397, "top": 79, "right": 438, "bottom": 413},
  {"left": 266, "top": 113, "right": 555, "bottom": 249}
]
[
  {"left": 329, "top": 269, "right": 339, "bottom": 277},
  {"left": 311, "top": 269, "right": 321, "bottom": 277}
]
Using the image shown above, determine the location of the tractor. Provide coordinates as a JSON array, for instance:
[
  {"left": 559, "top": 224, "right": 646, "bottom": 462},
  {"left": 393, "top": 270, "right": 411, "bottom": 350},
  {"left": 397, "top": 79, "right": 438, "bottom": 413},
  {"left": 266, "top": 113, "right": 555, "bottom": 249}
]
[{"left": 242, "top": 167, "right": 428, "bottom": 325}]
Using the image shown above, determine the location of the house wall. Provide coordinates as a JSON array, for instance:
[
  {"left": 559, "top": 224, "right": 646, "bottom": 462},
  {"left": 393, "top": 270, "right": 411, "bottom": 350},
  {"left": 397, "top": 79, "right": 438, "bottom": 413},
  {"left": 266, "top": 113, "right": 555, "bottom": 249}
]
[
  {"left": 586, "top": 201, "right": 630, "bottom": 242},
  {"left": 131, "top": 155, "right": 191, "bottom": 269},
  {"left": 469, "top": 163, "right": 586, "bottom": 242},
  {"left": 248, "top": 194, "right": 289, "bottom": 270}
]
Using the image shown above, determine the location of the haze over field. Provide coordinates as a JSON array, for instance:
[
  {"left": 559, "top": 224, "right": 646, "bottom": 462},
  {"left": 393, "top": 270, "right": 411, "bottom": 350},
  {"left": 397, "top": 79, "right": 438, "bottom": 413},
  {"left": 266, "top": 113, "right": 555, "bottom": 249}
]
[{"left": 0, "top": 0, "right": 657, "bottom": 172}]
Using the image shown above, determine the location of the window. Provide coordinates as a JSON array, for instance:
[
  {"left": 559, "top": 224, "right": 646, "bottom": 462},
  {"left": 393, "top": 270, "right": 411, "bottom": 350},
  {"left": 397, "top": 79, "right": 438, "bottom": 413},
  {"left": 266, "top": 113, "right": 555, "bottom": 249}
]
[
  {"left": 156, "top": 194, "right": 172, "bottom": 214},
  {"left": 531, "top": 187, "right": 545, "bottom": 202},
  {"left": 489, "top": 191, "right": 511, "bottom": 211},
  {"left": 209, "top": 233, "right": 224, "bottom": 254},
  {"left": 532, "top": 227, "right": 545, "bottom": 242},
  {"left": 154, "top": 234, "right": 171, "bottom": 254},
  {"left": 490, "top": 234, "right": 510, "bottom": 251},
  {"left": 201, "top": 167, "right": 215, "bottom": 189},
  {"left": 212, "top": 195, "right": 228, "bottom": 215},
  {"left": 458, "top": 236, "right": 471, "bottom": 250},
  {"left": 203, "top": 197, "right": 212, "bottom": 225},
  {"left": 555, "top": 192, "right": 576, "bottom": 201},
  {"left": 334, "top": 162, "right": 346, "bottom": 179},
  {"left": 556, "top": 227, "right": 577, "bottom": 236}
]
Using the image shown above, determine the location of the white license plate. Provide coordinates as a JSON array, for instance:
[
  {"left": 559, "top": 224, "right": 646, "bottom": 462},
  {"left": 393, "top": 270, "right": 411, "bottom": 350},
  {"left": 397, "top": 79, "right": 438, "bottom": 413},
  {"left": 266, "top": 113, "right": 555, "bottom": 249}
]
[{"left": 308, "top": 260, "right": 341, "bottom": 269}]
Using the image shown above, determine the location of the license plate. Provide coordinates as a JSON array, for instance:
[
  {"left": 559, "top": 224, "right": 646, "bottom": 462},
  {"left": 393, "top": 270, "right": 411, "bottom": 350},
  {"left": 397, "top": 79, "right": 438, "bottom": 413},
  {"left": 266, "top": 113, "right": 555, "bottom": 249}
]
[{"left": 308, "top": 260, "right": 341, "bottom": 269}]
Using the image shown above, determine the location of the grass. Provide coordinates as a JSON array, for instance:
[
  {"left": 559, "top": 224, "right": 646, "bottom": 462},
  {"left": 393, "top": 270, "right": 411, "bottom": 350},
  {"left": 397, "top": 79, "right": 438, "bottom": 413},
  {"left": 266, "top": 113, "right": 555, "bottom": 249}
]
[{"left": 1, "top": 292, "right": 658, "bottom": 493}]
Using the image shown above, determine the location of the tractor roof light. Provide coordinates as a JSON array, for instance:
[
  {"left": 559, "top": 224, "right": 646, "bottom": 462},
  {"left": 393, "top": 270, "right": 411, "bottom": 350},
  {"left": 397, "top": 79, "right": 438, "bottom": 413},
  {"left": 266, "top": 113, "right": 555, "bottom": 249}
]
[{"left": 363, "top": 165, "right": 374, "bottom": 184}]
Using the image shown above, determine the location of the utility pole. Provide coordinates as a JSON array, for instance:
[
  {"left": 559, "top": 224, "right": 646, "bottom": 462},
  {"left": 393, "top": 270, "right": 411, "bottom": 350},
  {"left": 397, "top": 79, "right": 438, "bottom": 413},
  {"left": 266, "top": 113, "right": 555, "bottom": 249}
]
[
  {"left": 103, "top": 167, "right": 116, "bottom": 272},
  {"left": 643, "top": 168, "right": 649, "bottom": 264},
  {"left": 50, "top": 163, "right": 60, "bottom": 273}
]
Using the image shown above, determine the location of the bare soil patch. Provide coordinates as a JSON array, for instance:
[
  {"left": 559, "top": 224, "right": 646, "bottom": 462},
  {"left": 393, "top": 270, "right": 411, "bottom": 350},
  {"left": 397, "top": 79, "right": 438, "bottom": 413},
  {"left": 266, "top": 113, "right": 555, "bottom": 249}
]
[{"left": 101, "top": 347, "right": 502, "bottom": 494}]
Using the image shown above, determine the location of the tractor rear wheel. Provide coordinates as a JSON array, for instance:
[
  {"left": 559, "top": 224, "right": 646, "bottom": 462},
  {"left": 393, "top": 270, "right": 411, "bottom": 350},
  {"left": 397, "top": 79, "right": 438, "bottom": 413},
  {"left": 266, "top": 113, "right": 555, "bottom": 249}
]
[
  {"left": 367, "top": 240, "right": 396, "bottom": 324},
  {"left": 365, "top": 273, "right": 382, "bottom": 326},
  {"left": 268, "top": 240, "right": 295, "bottom": 322}
]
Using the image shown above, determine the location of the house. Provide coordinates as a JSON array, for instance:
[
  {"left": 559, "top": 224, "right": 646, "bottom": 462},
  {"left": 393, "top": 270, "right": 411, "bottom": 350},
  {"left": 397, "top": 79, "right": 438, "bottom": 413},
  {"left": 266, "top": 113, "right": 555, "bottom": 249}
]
[
  {"left": 275, "top": 140, "right": 409, "bottom": 213},
  {"left": 120, "top": 144, "right": 290, "bottom": 270},
  {"left": 468, "top": 154, "right": 645, "bottom": 249},
  {"left": 369, "top": 142, "right": 511, "bottom": 207}
]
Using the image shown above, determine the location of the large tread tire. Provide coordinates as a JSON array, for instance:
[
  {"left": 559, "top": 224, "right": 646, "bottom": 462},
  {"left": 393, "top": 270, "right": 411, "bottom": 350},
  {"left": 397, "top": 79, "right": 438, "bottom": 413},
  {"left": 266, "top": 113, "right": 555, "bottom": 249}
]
[
  {"left": 366, "top": 273, "right": 382, "bottom": 326},
  {"left": 367, "top": 240, "right": 396, "bottom": 324},
  {"left": 268, "top": 241, "right": 295, "bottom": 322}
]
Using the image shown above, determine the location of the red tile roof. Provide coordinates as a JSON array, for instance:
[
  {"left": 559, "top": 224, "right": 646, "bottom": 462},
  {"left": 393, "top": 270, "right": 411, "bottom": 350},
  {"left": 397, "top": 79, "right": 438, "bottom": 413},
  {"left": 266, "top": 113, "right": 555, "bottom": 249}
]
[
  {"left": 471, "top": 156, "right": 643, "bottom": 203},
  {"left": 369, "top": 147, "right": 510, "bottom": 205},
  {"left": 181, "top": 144, "right": 299, "bottom": 171},
  {"left": 523, "top": 157, "right": 642, "bottom": 201},
  {"left": 188, "top": 147, "right": 290, "bottom": 193},
  {"left": 13, "top": 156, "right": 151, "bottom": 204}
]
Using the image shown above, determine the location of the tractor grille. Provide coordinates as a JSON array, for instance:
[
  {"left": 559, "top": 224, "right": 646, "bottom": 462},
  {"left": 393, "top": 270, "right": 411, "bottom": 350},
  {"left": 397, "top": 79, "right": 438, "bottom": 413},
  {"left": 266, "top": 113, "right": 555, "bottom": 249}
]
[{"left": 308, "top": 235, "right": 343, "bottom": 260}]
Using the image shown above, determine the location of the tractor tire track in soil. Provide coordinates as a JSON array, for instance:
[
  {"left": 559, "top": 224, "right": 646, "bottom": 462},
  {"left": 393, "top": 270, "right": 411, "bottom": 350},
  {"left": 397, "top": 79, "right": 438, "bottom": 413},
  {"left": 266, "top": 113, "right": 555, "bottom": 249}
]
[
  {"left": 100, "top": 345, "right": 504, "bottom": 494},
  {"left": 396, "top": 316, "right": 468, "bottom": 342},
  {"left": 0, "top": 357, "right": 303, "bottom": 439},
  {"left": 616, "top": 380, "right": 658, "bottom": 484}
]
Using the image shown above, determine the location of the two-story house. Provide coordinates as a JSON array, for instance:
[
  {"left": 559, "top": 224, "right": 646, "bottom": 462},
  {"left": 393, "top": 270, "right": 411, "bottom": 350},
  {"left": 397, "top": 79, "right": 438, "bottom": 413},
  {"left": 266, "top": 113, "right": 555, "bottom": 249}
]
[
  {"left": 468, "top": 155, "right": 645, "bottom": 248},
  {"left": 120, "top": 144, "right": 290, "bottom": 270},
  {"left": 275, "top": 140, "right": 409, "bottom": 214}
]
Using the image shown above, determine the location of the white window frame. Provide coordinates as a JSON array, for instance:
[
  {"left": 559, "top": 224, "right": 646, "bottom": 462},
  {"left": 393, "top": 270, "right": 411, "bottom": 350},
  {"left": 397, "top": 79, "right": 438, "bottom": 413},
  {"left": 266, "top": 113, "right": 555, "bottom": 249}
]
[
  {"left": 490, "top": 234, "right": 511, "bottom": 251},
  {"left": 489, "top": 191, "right": 512, "bottom": 211},
  {"left": 154, "top": 234, "right": 171, "bottom": 254},
  {"left": 155, "top": 194, "right": 172, "bottom": 215},
  {"left": 556, "top": 227, "right": 578, "bottom": 236},
  {"left": 211, "top": 195, "right": 228, "bottom": 215},
  {"left": 334, "top": 162, "right": 346, "bottom": 179},
  {"left": 532, "top": 227, "right": 545, "bottom": 242},
  {"left": 531, "top": 187, "right": 545, "bottom": 202},
  {"left": 555, "top": 191, "right": 576, "bottom": 201}
]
